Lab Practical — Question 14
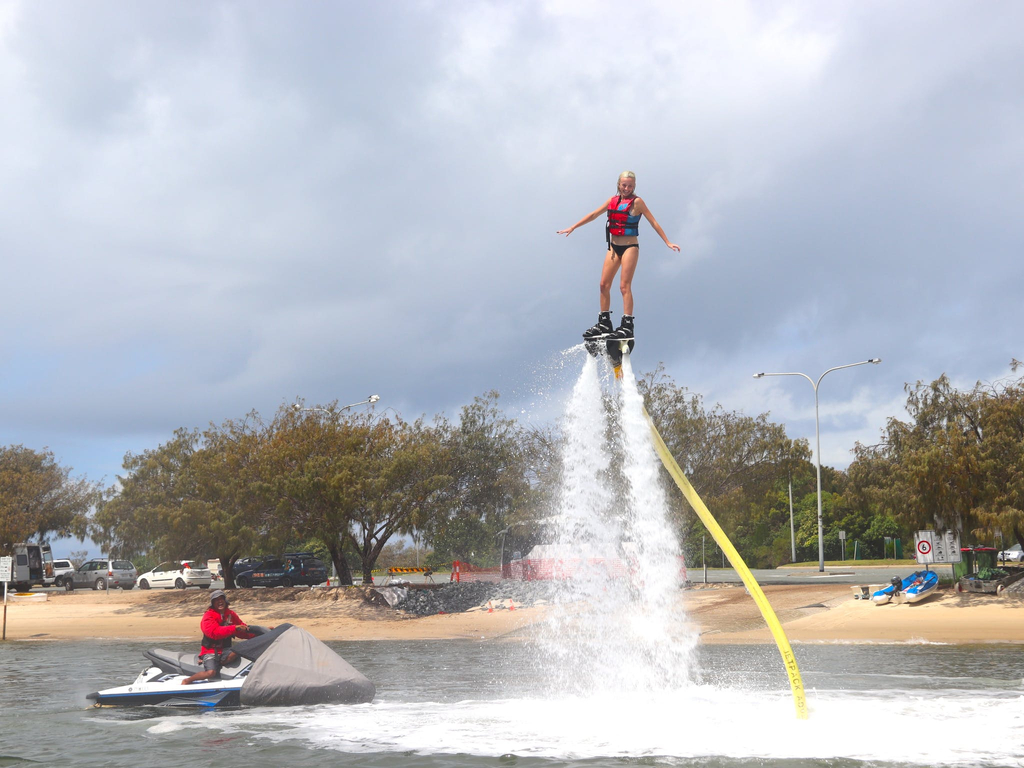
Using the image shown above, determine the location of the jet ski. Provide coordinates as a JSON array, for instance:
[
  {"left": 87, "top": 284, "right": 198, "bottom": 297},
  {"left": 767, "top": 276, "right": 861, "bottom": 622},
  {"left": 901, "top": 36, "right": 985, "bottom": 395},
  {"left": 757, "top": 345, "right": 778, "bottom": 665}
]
[{"left": 87, "top": 623, "right": 375, "bottom": 708}]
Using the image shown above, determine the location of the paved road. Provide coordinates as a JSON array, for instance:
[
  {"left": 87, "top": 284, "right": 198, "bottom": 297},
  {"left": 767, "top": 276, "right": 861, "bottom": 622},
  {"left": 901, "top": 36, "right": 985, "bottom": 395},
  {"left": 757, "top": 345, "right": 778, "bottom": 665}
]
[{"left": 689, "top": 564, "right": 955, "bottom": 586}]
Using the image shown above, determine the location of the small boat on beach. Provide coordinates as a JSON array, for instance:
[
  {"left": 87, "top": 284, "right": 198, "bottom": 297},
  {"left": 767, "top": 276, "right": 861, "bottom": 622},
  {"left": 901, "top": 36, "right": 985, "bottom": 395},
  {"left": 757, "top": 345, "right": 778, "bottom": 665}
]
[{"left": 871, "top": 570, "right": 939, "bottom": 605}]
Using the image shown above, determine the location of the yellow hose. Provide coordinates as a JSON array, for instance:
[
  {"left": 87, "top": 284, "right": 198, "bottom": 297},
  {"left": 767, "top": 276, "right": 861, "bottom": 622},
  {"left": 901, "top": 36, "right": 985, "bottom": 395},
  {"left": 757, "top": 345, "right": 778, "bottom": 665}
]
[{"left": 643, "top": 407, "right": 809, "bottom": 720}]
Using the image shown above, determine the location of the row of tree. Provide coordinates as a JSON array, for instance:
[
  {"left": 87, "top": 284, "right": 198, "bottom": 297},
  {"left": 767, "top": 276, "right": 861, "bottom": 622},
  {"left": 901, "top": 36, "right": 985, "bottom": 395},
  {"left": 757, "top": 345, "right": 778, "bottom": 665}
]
[
  {"left": 4, "top": 365, "right": 1023, "bottom": 581},
  {"left": 86, "top": 393, "right": 533, "bottom": 587}
]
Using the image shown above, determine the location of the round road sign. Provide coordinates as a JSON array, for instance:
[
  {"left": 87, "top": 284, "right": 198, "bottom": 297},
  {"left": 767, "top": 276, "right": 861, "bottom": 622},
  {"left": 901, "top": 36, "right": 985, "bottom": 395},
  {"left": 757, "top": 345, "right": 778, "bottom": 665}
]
[{"left": 917, "top": 540, "right": 932, "bottom": 556}]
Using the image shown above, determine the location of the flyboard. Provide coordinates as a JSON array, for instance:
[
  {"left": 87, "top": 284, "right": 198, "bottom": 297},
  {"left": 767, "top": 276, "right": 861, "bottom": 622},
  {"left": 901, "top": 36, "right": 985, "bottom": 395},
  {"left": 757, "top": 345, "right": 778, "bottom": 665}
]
[
  {"left": 587, "top": 329, "right": 809, "bottom": 719},
  {"left": 584, "top": 335, "right": 634, "bottom": 379}
]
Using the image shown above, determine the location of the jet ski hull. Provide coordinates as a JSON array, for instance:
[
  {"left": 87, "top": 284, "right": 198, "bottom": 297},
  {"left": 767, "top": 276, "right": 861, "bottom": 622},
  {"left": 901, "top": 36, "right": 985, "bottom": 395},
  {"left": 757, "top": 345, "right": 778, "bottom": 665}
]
[
  {"left": 88, "top": 683, "right": 242, "bottom": 708},
  {"left": 88, "top": 662, "right": 247, "bottom": 708}
]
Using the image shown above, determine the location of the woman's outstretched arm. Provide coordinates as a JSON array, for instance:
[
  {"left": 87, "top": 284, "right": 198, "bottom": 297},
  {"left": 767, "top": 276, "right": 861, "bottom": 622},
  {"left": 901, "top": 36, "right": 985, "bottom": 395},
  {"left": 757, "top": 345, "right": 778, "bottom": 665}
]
[
  {"left": 635, "top": 198, "right": 680, "bottom": 251},
  {"left": 558, "top": 200, "right": 611, "bottom": 236}
]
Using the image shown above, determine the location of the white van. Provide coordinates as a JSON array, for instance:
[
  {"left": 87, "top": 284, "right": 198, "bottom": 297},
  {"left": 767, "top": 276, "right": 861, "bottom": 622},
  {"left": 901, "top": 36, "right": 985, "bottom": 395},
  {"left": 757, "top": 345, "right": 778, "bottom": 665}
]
[{"left": 3, "top": 543, "right": 55, "bottom": 591}]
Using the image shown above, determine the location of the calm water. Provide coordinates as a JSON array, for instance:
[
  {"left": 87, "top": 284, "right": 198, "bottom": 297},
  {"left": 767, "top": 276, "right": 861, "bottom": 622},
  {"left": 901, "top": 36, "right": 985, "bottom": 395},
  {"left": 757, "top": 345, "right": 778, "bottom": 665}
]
[{"left": 2, "top": 639, "right": 1023, "bottom": 768}]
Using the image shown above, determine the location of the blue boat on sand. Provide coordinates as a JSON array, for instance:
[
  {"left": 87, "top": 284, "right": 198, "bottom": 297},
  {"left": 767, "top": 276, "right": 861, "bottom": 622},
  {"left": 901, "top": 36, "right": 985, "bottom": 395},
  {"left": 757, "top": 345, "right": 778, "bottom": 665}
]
[{"left": 871, "top": 570, "right": 940, "bottom": 605}]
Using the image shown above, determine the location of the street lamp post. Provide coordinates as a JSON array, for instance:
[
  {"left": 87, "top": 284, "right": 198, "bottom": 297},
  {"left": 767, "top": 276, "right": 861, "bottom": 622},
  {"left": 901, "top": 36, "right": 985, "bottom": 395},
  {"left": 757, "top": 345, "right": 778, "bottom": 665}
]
[
  {"left": 753, "top": 359, "right": 881, "bottom": 572},
  {"left": 788, "top": 476, "right": 796, "bottom": 563},
  {"left": 496, "top": 527, "right": 511, "bottom": 577}
]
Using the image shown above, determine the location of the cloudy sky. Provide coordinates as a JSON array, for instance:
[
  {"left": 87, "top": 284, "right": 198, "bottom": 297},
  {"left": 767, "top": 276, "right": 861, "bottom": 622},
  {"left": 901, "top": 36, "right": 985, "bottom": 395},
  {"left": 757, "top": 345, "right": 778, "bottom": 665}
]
[{"left": 2, "top": 0, "right": 1022, "bottom": 502}]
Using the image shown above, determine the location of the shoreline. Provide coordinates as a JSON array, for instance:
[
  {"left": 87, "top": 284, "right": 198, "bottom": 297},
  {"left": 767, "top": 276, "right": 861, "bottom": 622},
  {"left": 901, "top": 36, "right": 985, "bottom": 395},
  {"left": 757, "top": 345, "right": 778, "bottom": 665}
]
[{"left": 2, "top": 584, "right": 1021, "bottom": 645}]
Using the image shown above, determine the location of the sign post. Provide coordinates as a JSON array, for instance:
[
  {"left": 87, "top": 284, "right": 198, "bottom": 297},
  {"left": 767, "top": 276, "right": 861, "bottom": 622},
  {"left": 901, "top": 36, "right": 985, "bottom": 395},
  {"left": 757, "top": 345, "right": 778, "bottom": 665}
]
[
  {"left": 839, "top": 530, "right": 847, "bottom": 561},
  {"left": 1, "top": 556, "right": 12, "bottom": 641},
  {"left": 915, "top": 530, "right": 962, "bottom": 568}
]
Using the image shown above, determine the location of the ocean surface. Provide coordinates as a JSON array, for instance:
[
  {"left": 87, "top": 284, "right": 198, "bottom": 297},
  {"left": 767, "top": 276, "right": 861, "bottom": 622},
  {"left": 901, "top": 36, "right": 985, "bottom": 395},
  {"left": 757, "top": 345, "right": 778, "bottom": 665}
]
[{"left": 2, "top": 638, "right": 1023, "bottom": 768}]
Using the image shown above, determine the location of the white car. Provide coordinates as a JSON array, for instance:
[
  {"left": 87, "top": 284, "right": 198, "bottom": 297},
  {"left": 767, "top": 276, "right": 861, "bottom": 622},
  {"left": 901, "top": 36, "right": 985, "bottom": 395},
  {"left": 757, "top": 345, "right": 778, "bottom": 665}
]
[
  {"left": 51, "top": 559, "right": 77, "bottom": 588},
  {"left": 998, "top": 547, "right": 1024, "bottom": 562},
  {"left": 136, "top": 561, "right": 213, "bottom": 590}
]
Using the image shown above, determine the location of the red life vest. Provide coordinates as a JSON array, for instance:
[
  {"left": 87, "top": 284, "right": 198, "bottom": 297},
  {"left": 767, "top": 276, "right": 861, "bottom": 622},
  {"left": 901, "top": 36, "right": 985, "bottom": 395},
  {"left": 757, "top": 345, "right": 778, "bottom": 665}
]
[{"left": 606, "top": 195, "right": 641, "bottom": 243}]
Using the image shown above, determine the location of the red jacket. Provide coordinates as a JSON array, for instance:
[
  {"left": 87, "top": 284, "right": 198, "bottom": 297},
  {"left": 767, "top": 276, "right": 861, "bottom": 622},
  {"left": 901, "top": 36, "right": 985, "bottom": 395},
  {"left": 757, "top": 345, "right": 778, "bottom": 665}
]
[{"left": 199, "top": 607, "right": 255, "bottom": 655}]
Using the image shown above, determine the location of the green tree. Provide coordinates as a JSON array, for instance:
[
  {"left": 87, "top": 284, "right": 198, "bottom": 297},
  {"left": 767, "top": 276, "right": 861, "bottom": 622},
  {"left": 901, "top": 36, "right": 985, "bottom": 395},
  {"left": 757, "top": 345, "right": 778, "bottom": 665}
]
[
  {"left": 0, "top": 445, "right": 97, "bottom": 552},
  {"left": 93, "top": 429, "right": 202, "bottom": 559},
  {"left": 972, "top": 364, "right": 1024, "bottom": 549},
  {"left": 347, "top": 414, "right": 452, "bottom": 582},
  {"left": 848, "top": 366, "right": 1024, "bottom": 550},
  {"left": 94, "top": 416, "right": 272, "bottom": 588},
  {"left": 638, "top": 367, "right": 811, "bottom": 567},
  {"left": 193, "top": 413, "right": 277, "bottom": 587},
  {"left": 264, "top": 402, "right": 371, "bottom": 586},
  {"left": 424, "top": 393, "right": 536, "bottom": 565}
]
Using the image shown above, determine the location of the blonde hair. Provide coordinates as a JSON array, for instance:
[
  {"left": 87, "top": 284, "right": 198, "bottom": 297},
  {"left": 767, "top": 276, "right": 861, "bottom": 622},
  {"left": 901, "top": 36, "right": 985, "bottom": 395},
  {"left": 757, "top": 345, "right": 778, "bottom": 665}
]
[{"left": 617, "top": 170, "right": 636, "bottom": 195}]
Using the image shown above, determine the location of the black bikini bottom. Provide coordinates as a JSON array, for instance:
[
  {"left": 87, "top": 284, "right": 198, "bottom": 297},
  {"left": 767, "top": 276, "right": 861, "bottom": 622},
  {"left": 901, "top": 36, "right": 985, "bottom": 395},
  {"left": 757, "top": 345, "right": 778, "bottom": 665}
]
[{"left": 610, "top": 243, "right": 638, "bottom": 258}]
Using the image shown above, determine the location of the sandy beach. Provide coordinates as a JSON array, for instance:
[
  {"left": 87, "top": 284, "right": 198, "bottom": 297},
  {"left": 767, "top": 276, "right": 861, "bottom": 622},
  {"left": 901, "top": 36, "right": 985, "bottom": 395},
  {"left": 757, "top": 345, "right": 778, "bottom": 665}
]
[{"left": 3, "top": 584, "right": 1022, "bottom": 645}]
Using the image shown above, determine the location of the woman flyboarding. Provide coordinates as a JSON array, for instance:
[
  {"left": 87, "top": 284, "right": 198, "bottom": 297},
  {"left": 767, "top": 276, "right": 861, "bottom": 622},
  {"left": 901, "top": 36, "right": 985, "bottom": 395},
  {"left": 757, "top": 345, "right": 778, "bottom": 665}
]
[{"left": 558, "top": 171, "right": 680, "bottom": 342}]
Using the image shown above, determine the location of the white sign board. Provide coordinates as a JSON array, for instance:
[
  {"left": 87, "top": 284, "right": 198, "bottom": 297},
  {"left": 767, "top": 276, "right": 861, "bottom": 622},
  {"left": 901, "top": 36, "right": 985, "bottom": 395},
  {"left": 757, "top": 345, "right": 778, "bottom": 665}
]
[
  {"left": 915, "top": 530, "right": 962, "bottom": 564},
  {"left": 0, "top": 556, "right": 12, "bottom": 582}
]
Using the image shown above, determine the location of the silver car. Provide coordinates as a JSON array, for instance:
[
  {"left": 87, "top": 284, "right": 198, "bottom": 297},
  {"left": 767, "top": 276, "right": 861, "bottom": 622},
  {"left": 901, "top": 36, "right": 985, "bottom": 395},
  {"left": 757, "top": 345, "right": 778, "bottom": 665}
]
[{"left": 71, "top": 558, "right": 137, "bottom": 590}]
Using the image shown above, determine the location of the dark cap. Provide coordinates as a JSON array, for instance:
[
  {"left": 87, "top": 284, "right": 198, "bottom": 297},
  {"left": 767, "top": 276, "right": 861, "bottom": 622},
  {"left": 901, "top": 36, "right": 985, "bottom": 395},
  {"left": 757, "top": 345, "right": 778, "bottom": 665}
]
[{"left": 209, "top": 589, "right": 229, "bottom": 606}]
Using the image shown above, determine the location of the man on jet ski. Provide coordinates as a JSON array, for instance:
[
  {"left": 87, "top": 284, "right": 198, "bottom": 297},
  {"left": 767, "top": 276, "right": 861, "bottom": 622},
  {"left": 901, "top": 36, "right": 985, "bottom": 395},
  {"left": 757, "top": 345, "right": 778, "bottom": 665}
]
[{"left": 181, "top": 589, "right": 257, "bottom": 685}]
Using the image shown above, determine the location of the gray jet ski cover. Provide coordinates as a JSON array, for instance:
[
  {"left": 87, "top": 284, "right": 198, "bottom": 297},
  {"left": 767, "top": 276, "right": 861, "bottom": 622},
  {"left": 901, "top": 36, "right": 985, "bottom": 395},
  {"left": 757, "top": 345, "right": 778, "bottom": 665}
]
[{"left": 239, "top": 625, "right": 375, "bottom": 706}]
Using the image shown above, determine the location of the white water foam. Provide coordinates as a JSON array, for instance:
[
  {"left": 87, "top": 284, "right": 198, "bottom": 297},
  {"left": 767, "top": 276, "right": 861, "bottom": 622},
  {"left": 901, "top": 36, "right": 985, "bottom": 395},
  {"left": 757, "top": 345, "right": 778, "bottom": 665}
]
[
  {"left": 148, "top": 686, "right": 1024, "bottom": 766},
  {"left": 534, "top": 350, "right": 695, "bottom": 694},
  {"left": 534, "top": 353, "right": 625, "bottom": 694},
  {"left": 617, "top": 353, "right": 698, "bottom": 678}
]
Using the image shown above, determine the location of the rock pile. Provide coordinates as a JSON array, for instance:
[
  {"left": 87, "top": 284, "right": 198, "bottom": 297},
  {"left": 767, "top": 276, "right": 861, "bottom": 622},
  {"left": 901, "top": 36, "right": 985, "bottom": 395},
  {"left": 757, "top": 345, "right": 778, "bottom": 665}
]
[{"left": 387, "top": 581, "right": 559, "bottom": 615}]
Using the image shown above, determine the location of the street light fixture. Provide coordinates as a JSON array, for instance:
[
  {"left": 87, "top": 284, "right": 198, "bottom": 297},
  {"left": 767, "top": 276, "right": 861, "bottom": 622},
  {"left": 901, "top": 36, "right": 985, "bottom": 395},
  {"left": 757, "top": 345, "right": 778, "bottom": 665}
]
[
  {"left": 293, "top": 394, "right": 381, "bottom": 415},
  {"left": 753, "top": 359, "right": 881, "bottom": 572}
]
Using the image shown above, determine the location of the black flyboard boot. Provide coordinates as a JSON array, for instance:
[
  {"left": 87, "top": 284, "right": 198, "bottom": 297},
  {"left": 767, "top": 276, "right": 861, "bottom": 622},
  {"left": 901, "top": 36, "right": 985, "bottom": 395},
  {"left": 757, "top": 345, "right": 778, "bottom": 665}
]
[
  {"left": 606, "top": 314, "right": 635, "bottom": 366},
  {"left": 583, "top": 311, "right": 614, "bottom": 355},
  {"left": 583, "top": 311, "right": 614, "bottom": 340},
  {"left": 607, "top": 314, "right": 634, "bottom": 341}
]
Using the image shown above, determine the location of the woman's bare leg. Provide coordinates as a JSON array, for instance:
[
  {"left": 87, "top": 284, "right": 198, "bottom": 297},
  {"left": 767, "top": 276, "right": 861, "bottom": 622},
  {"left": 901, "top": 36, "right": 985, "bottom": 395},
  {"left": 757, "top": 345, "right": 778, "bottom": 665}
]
[
  {"left": 618, "top": 247, "right": 639, "bottom": 315},
  {"left": 599, "top": 249, "right": 622, "bottom": 312}
]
